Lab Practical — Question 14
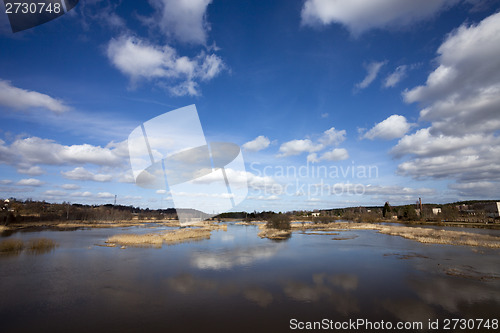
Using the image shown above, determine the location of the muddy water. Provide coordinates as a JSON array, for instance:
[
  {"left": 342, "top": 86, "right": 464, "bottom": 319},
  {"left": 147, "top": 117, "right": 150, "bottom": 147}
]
[{"left": 1, "top": 223, "right": 499, "bottom": 332}]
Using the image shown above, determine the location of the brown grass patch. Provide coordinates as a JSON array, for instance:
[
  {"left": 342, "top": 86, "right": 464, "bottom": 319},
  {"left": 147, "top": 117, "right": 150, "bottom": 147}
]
[
  {"left": 289, "top": 221, "right": 500, "bottom": 248},
  {"left": 105, "top": 227, "right": 212, "bottom": 247},
  {"left": 0, "top": 238, "right": 24, "bottom": 254},
  {"left": 0, "top": 238, "right": 57, "bottom": 255},
  {"left": 25, "top": 238, "right": 57, "bottom": 254},
  {"left": 257, "top": 227, "right": 292, "bottom": 240},
  {"left": 378, "top": 226, "right": 500, "bottom": 248}
]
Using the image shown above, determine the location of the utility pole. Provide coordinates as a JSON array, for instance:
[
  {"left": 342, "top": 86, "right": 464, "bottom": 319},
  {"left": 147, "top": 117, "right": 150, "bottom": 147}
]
[{"left": 114, "top": 195, "right": 117, "bottom": 206}]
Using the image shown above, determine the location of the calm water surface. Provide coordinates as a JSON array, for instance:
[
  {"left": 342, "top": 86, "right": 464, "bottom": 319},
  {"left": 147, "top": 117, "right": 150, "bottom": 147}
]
[{"left": 1, "top": 223, "right": 499, "bottom": 332}]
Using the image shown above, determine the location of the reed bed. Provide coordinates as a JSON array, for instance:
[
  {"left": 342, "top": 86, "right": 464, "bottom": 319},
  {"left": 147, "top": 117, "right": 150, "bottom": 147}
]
[
  {"left": 293, "top": 222, "right": 500, "bottom": 248},
  {"left": 378, "top": 226, "right": 500, "bottom": 248},
  {"left": 106, "top": 227, "right": 213, "bottom": 247},
  {"left": 25, "top": 238, "right": 57, "bottom": 254},
  {"left": 0, "top": 237, "right": 57, "bottom": 255},
  {"left": 0, "top": 238, "right": 24, "bottom": 254},
  {"left": 257, "top": 224, "right": 292, "bottom": 240}
]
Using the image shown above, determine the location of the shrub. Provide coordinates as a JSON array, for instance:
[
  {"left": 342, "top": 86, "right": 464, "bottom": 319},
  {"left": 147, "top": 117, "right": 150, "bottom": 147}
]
[{"left": 266, "top": 214, "right": 291, "bottom": 230}]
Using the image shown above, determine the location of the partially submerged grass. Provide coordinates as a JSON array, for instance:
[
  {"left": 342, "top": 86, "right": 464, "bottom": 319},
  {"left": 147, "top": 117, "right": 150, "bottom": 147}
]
[
  {"left": 0, "top": 237, "right": 57, "bottom": 255},
  {"left": 378, "top": 226, "right": 500, "bottom": 248},
  {"left": 257, "top": 224, "right": 292, "bottom": 240},
  {"left": 25, "top": 238, "right": 57, "bottom": 254},
  {"left": 106, "top": 227, "right": 214, "bottom": 247},
  {"left": 293, "top": 222, "right": 500, "bottom": 248},
  {"left": 0, "top": 238, "right": 24, "bottom": 254}
]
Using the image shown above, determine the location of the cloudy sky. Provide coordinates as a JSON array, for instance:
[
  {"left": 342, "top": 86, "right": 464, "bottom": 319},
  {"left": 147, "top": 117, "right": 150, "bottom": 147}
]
[{"left": 1, "top": 0, "right": 499, "bottom": 212}]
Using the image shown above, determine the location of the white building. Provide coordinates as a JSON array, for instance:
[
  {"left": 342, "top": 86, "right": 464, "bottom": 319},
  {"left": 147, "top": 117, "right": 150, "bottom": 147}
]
[{"left": 432, "top": 208, "right": 442, "bottom": 215}]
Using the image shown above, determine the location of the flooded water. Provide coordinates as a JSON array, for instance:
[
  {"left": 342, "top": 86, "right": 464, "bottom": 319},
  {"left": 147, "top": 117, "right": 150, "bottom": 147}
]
[{"left": 1, "top": 223, "right": 499, "bottom": 332}]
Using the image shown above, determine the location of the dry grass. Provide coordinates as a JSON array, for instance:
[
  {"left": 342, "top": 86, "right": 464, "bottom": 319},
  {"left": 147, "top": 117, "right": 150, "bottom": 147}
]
[
  {"left": 25, "top": 238, "right": 57, "bottom": 254},
  {"left": 106, "top": 227, "right": 213, "bottom": 247},
  {"left": 0, "top": 225, "right": 8, "bottom": 232},
  {"left": 0, "top": 237, "right": 57, "bottom": 255},
  {"left": 56, "top": 221, "right": 146, "bottom": 228},
  {"left": 0, "top": 238, "right": 24, "bottom": 254},
  {"left": 379, "top": 226, "right": 500, "bottom": 248},
  {"left": 291, "top": 222, "right": 500, "bottom": 248},
  {"left": 257, "top": 224, "right": 292, "bottom": 240}
]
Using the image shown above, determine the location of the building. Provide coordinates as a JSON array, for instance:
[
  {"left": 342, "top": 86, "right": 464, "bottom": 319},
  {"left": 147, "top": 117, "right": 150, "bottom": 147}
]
[
  {"left": 432, "top": 208, "right": 442, "bottom": 215},
  {"left": 485, "top": 202, "right": 500, "bottom": 218},
  {"left": 311, "top": 212, "right": 320, "bottom": 217}
]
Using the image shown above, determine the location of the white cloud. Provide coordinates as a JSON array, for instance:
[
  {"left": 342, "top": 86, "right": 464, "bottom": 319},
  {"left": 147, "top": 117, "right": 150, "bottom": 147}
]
[
  {"left": 0, "top": 79, "right": 70, "bottom": 113},
  {"left": 242, "top": 136, "right": 270, "bottom": 152},
  {"left": 16, "top": 178, "right": 44, "bottom": 186},
  {"left": 307, "top": 153, "right": 319, "bottom": 163},
  {"left": 71, "top": 191, "right": 93, "bottom": 198},
  {"left": 321, "top": 113, "right": 329, "bottom": 118},
  {"left": 277, "top": 139, "right": 323, "bottom": 157},
  {"left": 448, "top": 181, "right": 498, "bottom": 198},
  {"left": 384, "top": 65, "right": 408, "bottom": 88},
  {"left": 320, "top": 148, "right": 349, "bottom": 161},
  {"left": 307, "top": 149, "right": 349, "bottom": 163},
  {"left": 355, "top": 61, "right": 387, "bottom": 90},
  {"left": 106, "top": 35, "right": 224, "bottom": 96},
  {"left": 393, "top": 12, "right": 500, "bottom": 192},
  {"left": 301, "top": 0, "right": 460, "bottom": 35},
  {"left": 0, "top": 180, "right": 12, "bottom": 185},
  {"left": 404, "top": 12, "right": 500, "bottom": 135},
  {"left": 319, "top": 127, "right": 346, "bottom": 146},
  {"left": 0, "top": 136, "right": 125, "bottom": 168},
  {"left": 17, "top": 165, "right": 45, "bottom": 176},
  {"left": 61, "top": 184, "right": 80, "bottom": 190},
  {"left": 97, "top": 192, "right": 115, "bottom": 198},
  {"left": 146, "top": 0, "right": 212, "bottom": 45},
  {"left": 43, "top": 190, "right": 67, "bottom": 197},
  {"left": 363, "top": 115, "right": 412, "bottom": 140},
  {"left": 61, "top": 167, "right": 113, "bottom": 182}
]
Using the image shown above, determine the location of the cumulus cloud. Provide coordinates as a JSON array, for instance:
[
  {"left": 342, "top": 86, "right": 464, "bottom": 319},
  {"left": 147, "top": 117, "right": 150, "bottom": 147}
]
[
  {"left": 355, "top": 61, "right": 387, "bottom": 90},
  {"left": 106, "top": 35, "right": 224, "bottom": 96},
  {"left": 16, "top": 178, "right": 44, "bottom": 186},
  {"left": 404, "top": 12, "right": 500, "bottom": 135},
  {"left": 384, "top": 65, "right": 408, "bottom": 88},
  {"left": 320, "top": 148, "right": 349, "bottom": 161},
  {"left": 279, "top": 127, "right": 349, "bottom": 160},
  {"left": 146, "top": 0, "right": 212, "bottom": 45},
  {"left": 319, "top": 127, "right": 346, "bottom": 146},
  {"left": 393, "top": 12, "right": 500, "bottom": 196},
  {"left": 277, "top": 139, "right": 323, "bottom": 157},
  {"left": 17, "top": 165, "right": 45, "bottom": 176},
  {"left": 97, "top": 192, "right": 115, "bottom": 198},
  {"left": 301, "top": 0, "right": 460, "bottom": 35},
  {"left": 0, "top": 79, "right": 69, "bottom": 113},
  {"left": 0, "top": 136, "right": 126, "bottom": 169},
  {"left": 242, "top": 136, "right": 270, "bottom": 152},
  {"left": 61, "top": 184, "right": 80, "bottom": 190},
  {"left": 61, "top": 167, "right": 113, "bottom": 182},
  {"left": 363, "top": 115, "right": 412, "bottom": 140},
  {"left": 43, "top": 190, "right": 67, "bottom": 197},
  {"left": 309, "top": 149, "right": 349, "bottom": 162}
]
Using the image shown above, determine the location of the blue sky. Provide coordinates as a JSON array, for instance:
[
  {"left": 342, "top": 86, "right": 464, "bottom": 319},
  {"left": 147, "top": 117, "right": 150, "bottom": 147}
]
[{"left": 1, "top": 0, "right": 500, "bottom": 212}]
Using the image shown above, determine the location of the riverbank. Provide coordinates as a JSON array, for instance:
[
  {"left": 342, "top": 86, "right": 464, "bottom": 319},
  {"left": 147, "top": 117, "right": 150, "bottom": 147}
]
[{"left": 291, "top": 222, "right": 500, "bottom": 248}]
